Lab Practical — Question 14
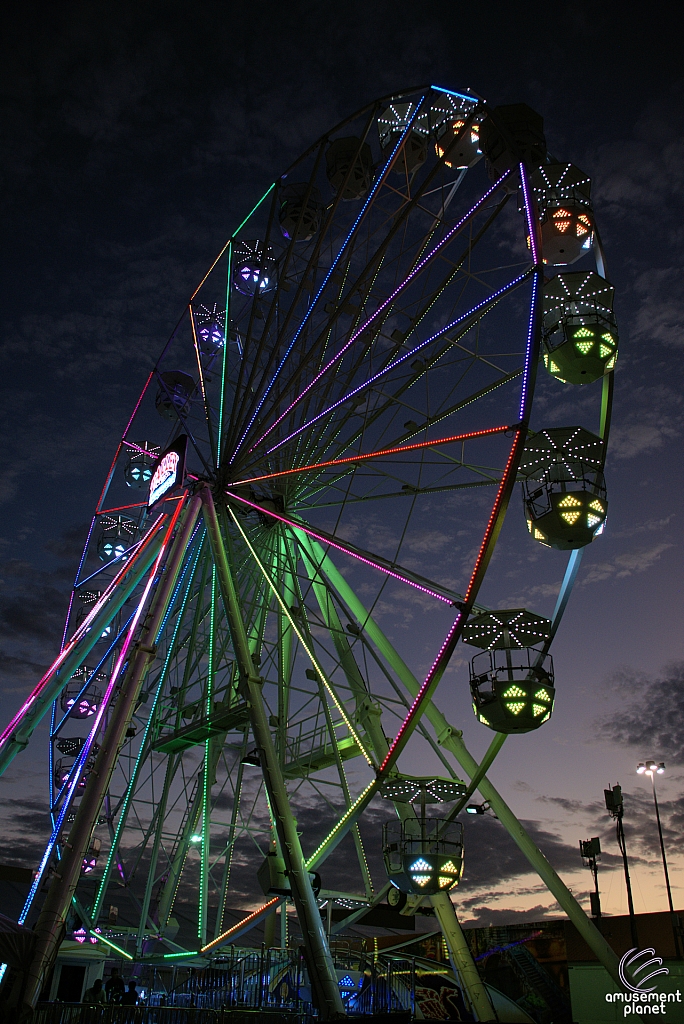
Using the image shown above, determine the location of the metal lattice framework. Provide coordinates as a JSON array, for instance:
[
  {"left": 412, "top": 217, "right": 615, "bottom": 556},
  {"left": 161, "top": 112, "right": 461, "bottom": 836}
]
[{"left": 0, "top": 85, "right": 621, "bottom": 1019}]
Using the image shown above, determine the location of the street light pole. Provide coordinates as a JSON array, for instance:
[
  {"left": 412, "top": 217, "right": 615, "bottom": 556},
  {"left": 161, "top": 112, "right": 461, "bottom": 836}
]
[{"left": 637, "top": 761, "right": 682, "bottom": 959}]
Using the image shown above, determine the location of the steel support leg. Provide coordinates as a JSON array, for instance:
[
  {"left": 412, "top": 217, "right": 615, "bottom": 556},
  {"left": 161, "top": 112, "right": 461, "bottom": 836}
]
[
  {"left": 19, "top": 495, "right": 202, "bottom": 1014},
  {"left": 300, "top": 530, "right": 495, "bottom": 1019},
  {"left": 431, "top": 893, "right": 497, "bottom": 1022},
  {"left": 201, "top": 487, "right": 344, "bottom": 1019},
  {"left": 302, "top": 533, "right": 624, "bottom": 988}
]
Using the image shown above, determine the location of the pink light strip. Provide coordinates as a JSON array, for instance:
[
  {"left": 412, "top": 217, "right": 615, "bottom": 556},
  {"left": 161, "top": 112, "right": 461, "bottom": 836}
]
[
  {"left": 123, "top": 440, "right": 159, "bottom": 460},
  {"left": 19, "top": 500, "right": 183, "bottom": 924},
  {"left": 247, "top": 167, "right": 513, "bottom": 455},
  {"left": 377, "top": 432, "right": 522, "bottom": 773},
  {"left": 226, "top": 491, "right": 453, "bottom": 604},
  {"left": 263, "top": 270, "right": 530, "bottom": 457},
  {"left": 95, "top": 372, "right": 155, "bottom": 515},
  {"left": 0, "top": 515, "right": 166, "bottom": 751},
  {"left": 231, "top": 101, "right": 428, "bottom": 464},
  {"left": 233, "top": 424, "right": 513, "bottom": 487}
]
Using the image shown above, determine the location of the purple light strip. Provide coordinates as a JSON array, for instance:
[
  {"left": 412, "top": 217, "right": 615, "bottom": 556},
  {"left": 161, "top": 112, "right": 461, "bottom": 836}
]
[
  {"left": 249, "top": 168, "right": 512, "bottom": 455},
  {"left": 226, "top": 490, "right": 453, "bottom": 604},
  {"left": 229, "top": 98, "right": 427, "bottom": 464},
  {"left": 518, "top": 161, "right": 542, "bottom": 420},
  {"left": 19, "top": 531, "right": 171, "bottom": 924},
  {"left": 519, "top": 274, "right": 538, "bottom": 421},
  {"left": 519, "top": 161, "right": 539, "bottom": 266},
  {"left": 264, "top": 270, "right": 530, "bottom": 456},
  {"left": 0, "top": 517, "right": 164, "bottom": 752}
]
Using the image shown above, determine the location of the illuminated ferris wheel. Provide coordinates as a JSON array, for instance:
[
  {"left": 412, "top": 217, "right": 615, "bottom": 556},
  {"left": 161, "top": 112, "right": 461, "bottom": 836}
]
[{"left": 1, "top": 86, "right": 622, "bottom": 1018}]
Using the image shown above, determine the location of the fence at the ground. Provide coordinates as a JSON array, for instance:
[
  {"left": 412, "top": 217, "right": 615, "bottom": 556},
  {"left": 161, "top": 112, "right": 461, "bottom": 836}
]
[{"left": 35, "top": 948, "right": 415, "bottom": 1023}]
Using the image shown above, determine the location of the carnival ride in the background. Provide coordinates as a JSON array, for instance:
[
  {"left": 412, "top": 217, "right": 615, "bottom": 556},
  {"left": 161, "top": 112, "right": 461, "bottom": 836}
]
[{"left": 0, "top": 85, "right": 619, "bottom": 1020}]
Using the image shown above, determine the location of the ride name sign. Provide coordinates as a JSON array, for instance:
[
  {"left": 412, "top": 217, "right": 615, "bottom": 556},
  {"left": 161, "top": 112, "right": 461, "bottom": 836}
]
[{"left": 148, "top": 435, "right": 188, "bottom": 511}]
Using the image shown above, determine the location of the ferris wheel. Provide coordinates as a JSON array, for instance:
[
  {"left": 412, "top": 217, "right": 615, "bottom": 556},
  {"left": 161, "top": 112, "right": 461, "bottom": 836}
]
[{"left": 1, "top": 86, "right": 622, "bottom": 1019}]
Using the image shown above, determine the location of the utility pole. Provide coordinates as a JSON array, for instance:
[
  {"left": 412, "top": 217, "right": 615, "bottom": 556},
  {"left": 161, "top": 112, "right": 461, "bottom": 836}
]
[
  {"left": 580, "top": 837, "right": 601, "bottom": 919},
  {"left": 605, "top": 784, "right": 638, "bottom": 947}
]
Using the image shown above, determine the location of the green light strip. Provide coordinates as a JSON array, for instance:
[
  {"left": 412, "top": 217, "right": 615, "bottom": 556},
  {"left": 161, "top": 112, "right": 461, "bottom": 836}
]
[
  {"left": 232, "top": 183, "right": 276, "bottom": 239},
  {"left": 190, "top": 183, "right": 276, "bottom": 303},
  {"left": 227, "top": 507, "right": 375, "bottom": 767},
  {"left": 199, "top": 565, "right": 217, "bottom": 942},
  {"left": 91, "top": 534, "right": 205, "bottom": 920},
  {"left": 305, "top": 779, "right": 378, "bottom": 870},
  {"left": 217, "top": 241, "right": 232, "bottom": 467},
  {"left": 89, "top": 931, "right": 133, "bottom": 960},
  {"left": 162, "top": 950, "right": 200, "bottom": 959}
]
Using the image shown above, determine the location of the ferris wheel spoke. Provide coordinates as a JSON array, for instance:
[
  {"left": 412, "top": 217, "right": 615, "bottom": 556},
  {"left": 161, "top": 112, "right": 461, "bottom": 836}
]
[
  {"left": 238, "top": 184, "right": 512, "bottom": 464},
  {"left": 251, "top": 272, "right": 530, "bottom": 465},
  {"left": 227, "top": 102, "right": 422, "bottom": 465}
]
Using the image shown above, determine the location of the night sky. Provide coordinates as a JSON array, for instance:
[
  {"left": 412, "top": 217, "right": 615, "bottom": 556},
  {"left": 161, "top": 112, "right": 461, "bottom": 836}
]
[{"left": 1, "top": 1, "right": 683, "bottom": 932}]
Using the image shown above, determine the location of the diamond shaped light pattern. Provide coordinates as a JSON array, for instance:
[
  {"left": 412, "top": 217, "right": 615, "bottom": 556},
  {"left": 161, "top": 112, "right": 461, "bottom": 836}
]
[
  {"left": 519, "top": 427, "right": 608, "bottom": 551},
  {"left": 464, "top": 609, "right": 555, "bottom": 734}
]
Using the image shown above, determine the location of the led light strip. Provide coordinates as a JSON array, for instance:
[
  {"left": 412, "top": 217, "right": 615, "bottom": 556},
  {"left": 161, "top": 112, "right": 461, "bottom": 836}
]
[
  {"left": 377, "top": 432, "right": 523, "bottom": 775},
  {"left": 230, "top": 98, "right": 427, "bottom": 463},
  {"left": 227, "top": 491, "right": 453, "bottom": 605},
  {"left": 248, "top": 164, "right": 510, "bottom": 455},
  {"left": 200, "top": 896, "right": 281, "bottom": 953},
  {"left": 305, "top": 779, "right": 378, "bottom": 870},
  {"left": 233, "top": 424, "right": 513, "bottom": 487},
  {"left": 0, "top": 516, "right": 165, "bottom": 752},
  {"left": 227, "top": 506, "right": 375, "bottom": 767},
  {"left": 263, "top": 270, "right": 530, "bottom": 457},
  {"left": 91, "top": 532, "right": 204, "bottom": 921},
  {"left": 19, "top": 500, "right": 184, "bottom": 923}
]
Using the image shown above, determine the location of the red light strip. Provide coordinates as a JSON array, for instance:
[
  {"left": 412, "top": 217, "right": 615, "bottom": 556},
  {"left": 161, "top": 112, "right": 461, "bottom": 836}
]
[
  {"left": 233, "top": 424, "right": 513, "bottom": 487},
  {"left": 377, "top": 431, "right": 522, "bottom": 774},
  {"left": 95, "top": 371, "right": 155, "bottom": 515},
  {"left": 98, "top": 495, "right": 184, "bottom": 516}
]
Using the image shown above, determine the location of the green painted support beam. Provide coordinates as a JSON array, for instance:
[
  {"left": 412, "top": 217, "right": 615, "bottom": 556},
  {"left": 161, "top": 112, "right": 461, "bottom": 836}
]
[
  {"left": 302, "top": 531, "right": 624, "bottom": 990},
  {"left": 201, "top": 486, "right": 345, "bottom": 1020}
]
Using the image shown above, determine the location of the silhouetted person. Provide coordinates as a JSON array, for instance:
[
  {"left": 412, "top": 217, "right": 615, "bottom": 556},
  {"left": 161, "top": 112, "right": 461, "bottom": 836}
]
[
  {"left": 121, "top": 979, "right": 139, "bottom": 1006},
  {"left": 83, "top": 977, "right": 106, "bottom": 1004},
  {"left": 106, "top": 967, "right": 125, "bottom": 1004}
]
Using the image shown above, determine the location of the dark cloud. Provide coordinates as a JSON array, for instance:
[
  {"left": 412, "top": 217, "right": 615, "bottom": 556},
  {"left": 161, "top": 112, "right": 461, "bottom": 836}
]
[{"left": 597, "top": 662, "right": 684, "bottom": 764}]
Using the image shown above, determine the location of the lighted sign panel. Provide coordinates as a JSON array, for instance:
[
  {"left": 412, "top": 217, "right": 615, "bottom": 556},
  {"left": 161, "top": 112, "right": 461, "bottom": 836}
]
[{"left": 148, "top": 435, "right": 187, "bottom": 510}]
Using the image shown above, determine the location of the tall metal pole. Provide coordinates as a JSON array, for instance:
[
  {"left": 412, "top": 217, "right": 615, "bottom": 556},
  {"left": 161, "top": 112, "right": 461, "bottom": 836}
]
[
  {"left": 606, "top": 785, "right": 638, "bottom": 948},
  {"left": 618, "top": 813, "right": 638, "bottom": 948},
  {"left": 200, "top": 486, "right": 344, "bottom": 1020},
  {"left": 19, "top": 494, "right": 201, "bottom": 1015},
  {"left": 650, "top": 771, "right": 682, "bottom": 958}
]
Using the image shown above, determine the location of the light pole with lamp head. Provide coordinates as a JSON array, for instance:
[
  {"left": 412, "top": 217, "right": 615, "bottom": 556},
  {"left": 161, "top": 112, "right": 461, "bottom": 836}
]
[{"left": 636, "top": 760, "right": 682, "bottom": 959}]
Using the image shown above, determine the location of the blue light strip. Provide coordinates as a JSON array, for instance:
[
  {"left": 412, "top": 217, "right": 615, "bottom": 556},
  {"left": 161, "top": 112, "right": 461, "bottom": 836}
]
[
  {"left": 155, "top": 524, "right": 202, "bottom": 642},
  {"left": 265, "top": 269, "right": 531, "bottom": 456},
  {"left": 19, "top": 544, "right": 167, "bottom": 924},
  {"left": 50, "top": 611, "right": 137, "bottom": 744},
  {"left": 75, "top": 538, "right": 144, "bottom": 590},
  {"left": 228, "top": 95, "right": 427, "bottom": 463},
  {"left": 431, "top": 84, "right": 481, "bottom": 105},
  {"left": 90, "top": 533, "right": 204, "bottom": 923}
]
